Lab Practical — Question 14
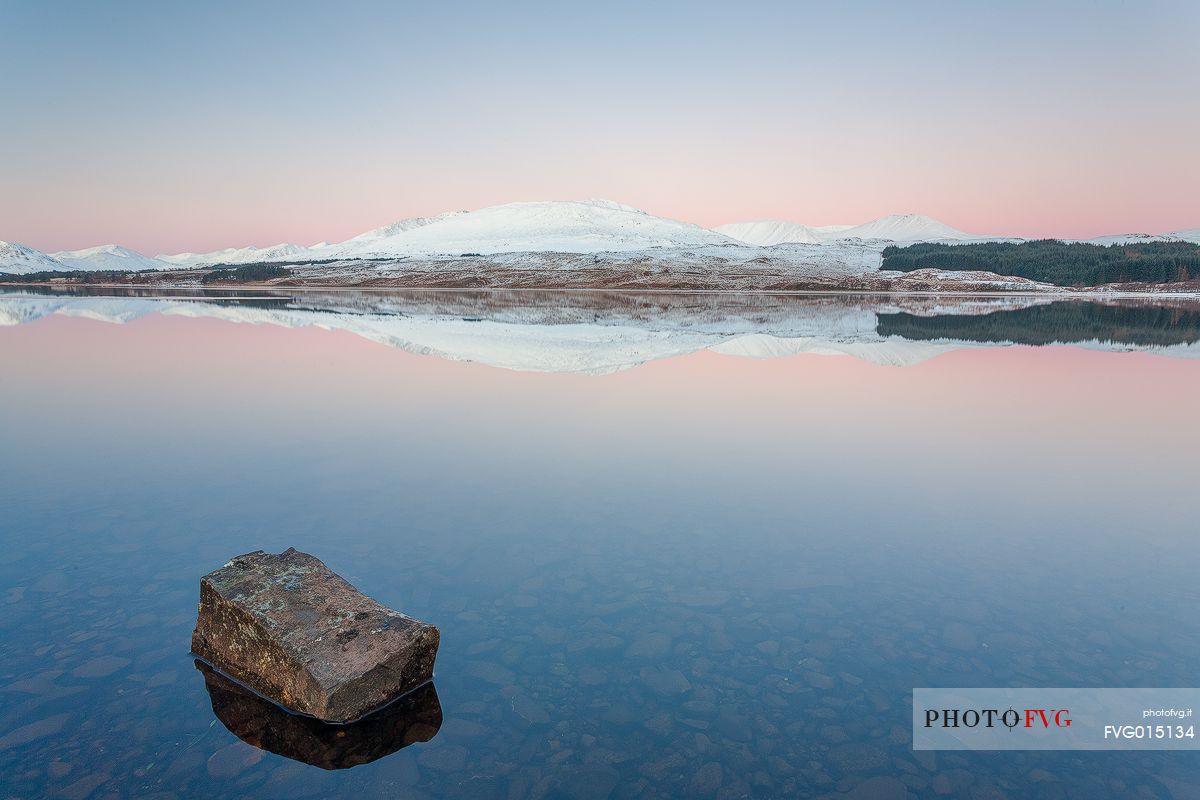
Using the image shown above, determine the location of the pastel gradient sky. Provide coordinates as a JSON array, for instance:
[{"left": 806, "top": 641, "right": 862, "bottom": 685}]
[{"left": 2, "top": 0, "right": 1198, "bottom": 254}]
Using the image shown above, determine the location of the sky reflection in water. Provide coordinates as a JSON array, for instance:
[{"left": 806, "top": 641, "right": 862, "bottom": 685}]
[{"left": 1, "top": 293, "right": 1198, "bottom": 799}]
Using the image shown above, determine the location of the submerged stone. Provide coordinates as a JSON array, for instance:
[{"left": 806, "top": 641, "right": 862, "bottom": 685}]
[{"left": 191, "top": 548, "right": 439, "bottom": 723}]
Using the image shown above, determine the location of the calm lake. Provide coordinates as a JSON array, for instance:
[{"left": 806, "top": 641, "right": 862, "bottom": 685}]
[{"left": 1, "top": 289, "right": 1198, "bottom": 799}]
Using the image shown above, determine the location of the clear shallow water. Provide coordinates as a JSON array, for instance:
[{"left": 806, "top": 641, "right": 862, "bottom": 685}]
[{"left": 1, "top": 291, "right": 1199, "bottom": 799}]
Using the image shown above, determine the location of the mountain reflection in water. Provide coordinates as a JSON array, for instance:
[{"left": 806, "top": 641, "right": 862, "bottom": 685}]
[
  {"left": 2, "top": 295, "right": 1199, "bottom": 799},
  {"left": 1, "top": 288, "right": 1197, "bottom": 373}
]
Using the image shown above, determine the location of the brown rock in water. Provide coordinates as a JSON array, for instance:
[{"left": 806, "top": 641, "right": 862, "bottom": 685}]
[
  {"left": 195, "top": 660, "right": 441, "bottom": 769},
  {"left": 191, "top": 548, "right": 439, "bottom": 723}
]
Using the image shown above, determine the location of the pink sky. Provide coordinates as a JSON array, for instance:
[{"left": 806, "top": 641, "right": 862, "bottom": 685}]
[{"left": 1, "top": 2, "right": 1197, "bottom": 254}]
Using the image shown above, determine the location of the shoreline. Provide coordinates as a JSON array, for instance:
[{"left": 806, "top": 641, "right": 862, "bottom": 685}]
[
  {"left": 5, "top": 247, "right": 1200, "bottom": 298},
  {"left": 4, "top": 279, "right": 1199, "bottom": 301}
]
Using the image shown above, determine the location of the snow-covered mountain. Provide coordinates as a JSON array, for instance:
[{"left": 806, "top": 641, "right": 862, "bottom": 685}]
[
  {"left": 834, "top": 214, "right": 976, "bottom": 242},
  {"left": 327, "top": 199, "right": 738, "bottom": 258},
  {"left": 2, "top": 241, "right": 171, "bottom": 274},
  {"left": 1167, "top": 229, "right": 1200, "bottom": 244},
  {"left": 2, "top": 242, "right": 168, "bottom": 274},
  {"left": 157, "top": 243, "right": 312, "bottom": 267},
  {"left": 331, "top": 211, "right": 468, "bottom": 248},
  {"left": 713, "top": 220, "right": 838, "bottom": 246},
  {"left": 0, "top": 241, "right": 67, "bottom": 274},
  {"left": 51, "top": 244, "right": 167, "bottom": 272},
  {"left": 716, "top": 214, "right": 977, "bottom": 245},
  {"left": 156, "top": 201, "right": 733, "bottom": 263},
  {"left": 4, "top": 200, "right": 1196, "bottom": 275},
  {"left": 1081, "top": 233, "right": 1173, "bottom": 246},
  {"left": 1075, "top": 230, "right": 1200, "bottom": 245}
]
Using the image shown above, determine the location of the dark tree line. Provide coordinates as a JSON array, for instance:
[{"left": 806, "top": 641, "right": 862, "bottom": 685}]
[
  {"left": 878, "top": 301, "right": 1200, "bottom": 347},
  {"left": 0, "top": 269, "right": 159, "bottom": 283},
  {"left": 881, "top": 240, "right": 1200, "bottom": 286},
  {"left": 200, "top": 264, "right": 293, "bottom": 283}
]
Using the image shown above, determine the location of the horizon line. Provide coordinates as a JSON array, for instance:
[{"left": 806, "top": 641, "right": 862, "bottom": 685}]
[{"left": 4, "top": 197, "right": 1197, "bottom": 257}]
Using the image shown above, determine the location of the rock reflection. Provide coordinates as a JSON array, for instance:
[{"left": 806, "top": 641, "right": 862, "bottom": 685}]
[{"left": 195, "top": 660, "right": 442, "bottom": 770}]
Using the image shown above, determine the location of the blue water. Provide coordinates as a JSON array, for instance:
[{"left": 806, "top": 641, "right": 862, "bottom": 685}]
[{"left": 1, "top": 292, "right": 1198, "bottom": 799}]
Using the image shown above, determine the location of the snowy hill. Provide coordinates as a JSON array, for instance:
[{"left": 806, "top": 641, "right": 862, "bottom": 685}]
[
  {"left": 51, "top": 244, "right": 167, "bottom": 272},
  {"left": 1081, "top": 233, "right": 1177, "bottom": 246},
  {"left": 1168, "top": 228, "right": 1200, "bottom": 244},
  {"left": 332, "top": 211, "right": 468, "bottom": 248},
  {"left": 716, "top": 215, "right": 977, "bottom": 245},
  {"left": 1074, "top": 230, "right": 1200, "bottom": 246},
  {"left": 714, "top": 220, "right": 832, "bottom": 246},
  {"left": 329, "top": 199, "right": 738, "bottom": 258},
  {"left": 835, "top": 214, "right": 975, "bottom": 242},
  {"left": 0, "top": 241, "right": 66, "bottom": 274},
  {"left": 158, "top": 243, "right": 311, "bottom": 267}
]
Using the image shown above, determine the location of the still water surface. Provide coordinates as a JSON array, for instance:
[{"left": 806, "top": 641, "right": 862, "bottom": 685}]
[{"left": 1, "top": 291, "right": 1198, "bottom": 799}]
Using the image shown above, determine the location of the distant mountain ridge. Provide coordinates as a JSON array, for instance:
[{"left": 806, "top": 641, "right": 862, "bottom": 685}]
[
  {"left": 1074, "top": 231, "right": 1200, "bottom": 246},
  {"left": 157, "top": 243, "right": 310, "bottom": 268},
  {"left": 717, "top": 214, "right": 981, "bottom": 245},
  {"left": 2, "top": 200, "right": 1197, "bottom": 273},
  {"left": 837, "top": 214, "right": 977, "bottom": 241},
  {"left": 713, "top": 220, "right": 845, "bottom": 246},
  {"left": 52, "top": 244, "right": 166, "bottom": 272},
  {"left": 0, "top": 241, "right": 67, "bottom": 274}
]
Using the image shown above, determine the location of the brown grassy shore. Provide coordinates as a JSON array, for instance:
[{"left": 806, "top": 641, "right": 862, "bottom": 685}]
[{"left": 5, "top": 254, "right": 1200, "bottom": 295}]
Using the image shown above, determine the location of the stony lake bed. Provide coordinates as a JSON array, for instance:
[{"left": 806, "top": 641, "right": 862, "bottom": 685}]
[
  {"left": 2, "top": 289, "right": 1199, "bottom": 799},
  {"left": 6, "top": 0, "right": 1199, "bottom": 795}
]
